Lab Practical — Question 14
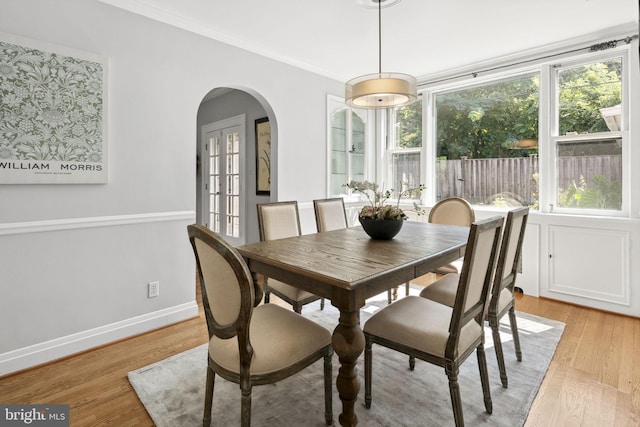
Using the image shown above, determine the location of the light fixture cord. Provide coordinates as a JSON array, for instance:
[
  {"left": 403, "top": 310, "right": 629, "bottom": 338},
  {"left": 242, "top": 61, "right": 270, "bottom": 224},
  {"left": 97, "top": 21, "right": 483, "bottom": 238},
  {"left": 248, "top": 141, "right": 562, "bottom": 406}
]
[{"left": 378, "top": 0, "right": 382, "bottom": 75}]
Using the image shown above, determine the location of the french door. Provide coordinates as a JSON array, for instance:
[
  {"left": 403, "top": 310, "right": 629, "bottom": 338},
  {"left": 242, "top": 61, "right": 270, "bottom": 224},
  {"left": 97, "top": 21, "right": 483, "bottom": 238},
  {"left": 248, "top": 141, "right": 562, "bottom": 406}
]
[{"left": 202, "top": 115, "right": 245, "bottom": 246}]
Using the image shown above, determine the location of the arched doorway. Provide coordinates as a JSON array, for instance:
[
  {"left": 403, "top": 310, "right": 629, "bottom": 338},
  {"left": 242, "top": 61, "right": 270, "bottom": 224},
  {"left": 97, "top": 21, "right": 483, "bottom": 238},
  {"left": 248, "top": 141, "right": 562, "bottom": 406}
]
[{"left": 196, "top": 87, "right": 277, "bottom": 246}]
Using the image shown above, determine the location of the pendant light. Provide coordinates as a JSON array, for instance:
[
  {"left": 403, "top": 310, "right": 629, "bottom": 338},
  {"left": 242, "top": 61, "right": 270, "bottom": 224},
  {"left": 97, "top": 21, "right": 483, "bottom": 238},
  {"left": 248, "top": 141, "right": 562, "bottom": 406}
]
[{"left": 345, "top": 0, "right": 417, "bottom": 109}]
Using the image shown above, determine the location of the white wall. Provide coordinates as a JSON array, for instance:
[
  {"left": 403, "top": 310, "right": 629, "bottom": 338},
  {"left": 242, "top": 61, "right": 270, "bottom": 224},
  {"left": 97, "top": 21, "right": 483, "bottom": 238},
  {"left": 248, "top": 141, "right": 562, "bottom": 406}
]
[{"left": 0, "top": 0, "right": 343, "bottom": 375}]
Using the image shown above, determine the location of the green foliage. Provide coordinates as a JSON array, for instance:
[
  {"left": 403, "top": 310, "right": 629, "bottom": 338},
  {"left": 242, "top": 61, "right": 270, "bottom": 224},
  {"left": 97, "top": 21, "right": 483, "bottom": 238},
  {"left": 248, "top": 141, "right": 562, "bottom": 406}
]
[
  {"left": 558, "top": 60, "right": 621, "bottom": 135},
  {"left": 395, "top": 102, "right": 422, "bottom": 148},
  {"left": 436, "top": 74, "right": 539, "bottom": 160},
  {"left": 435, "top": 59, "right": 621, "bottom": 160},
  {"left": 557, "top": 174, "right": 621, "bottom": 210}
]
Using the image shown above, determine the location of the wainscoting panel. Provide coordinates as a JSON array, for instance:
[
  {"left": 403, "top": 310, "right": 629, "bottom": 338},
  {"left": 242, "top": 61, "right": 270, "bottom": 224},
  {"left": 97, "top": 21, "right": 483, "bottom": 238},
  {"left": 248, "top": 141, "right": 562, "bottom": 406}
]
[{"left": 547, "top": 225, "right": 630, "bottom": 306}]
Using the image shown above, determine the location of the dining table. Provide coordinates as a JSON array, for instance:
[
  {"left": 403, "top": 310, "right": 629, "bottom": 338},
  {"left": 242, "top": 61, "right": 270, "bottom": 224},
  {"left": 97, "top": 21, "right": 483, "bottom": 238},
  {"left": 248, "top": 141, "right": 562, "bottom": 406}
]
[{"left": 236, "top": 220, "right": 470, "bottom": 427}]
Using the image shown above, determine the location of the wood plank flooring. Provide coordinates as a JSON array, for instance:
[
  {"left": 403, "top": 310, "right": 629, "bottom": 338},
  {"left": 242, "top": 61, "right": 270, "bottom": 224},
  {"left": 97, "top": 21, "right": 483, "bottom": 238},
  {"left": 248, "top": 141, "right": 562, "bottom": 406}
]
[{"left": 1, "top": 286, "right": 639, "bottom": 426}]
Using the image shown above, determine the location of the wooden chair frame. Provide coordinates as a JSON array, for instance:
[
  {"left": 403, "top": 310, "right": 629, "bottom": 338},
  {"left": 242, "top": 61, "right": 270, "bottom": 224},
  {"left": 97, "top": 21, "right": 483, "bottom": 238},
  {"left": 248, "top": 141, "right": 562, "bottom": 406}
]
[
  {"left": 364, "top": 216, "right": 504, "bottom": 427},
  {"left": 487, "top": 206, "right": 529, "bottom": 387},
  {"left": 188, "top": 224, "right": 333, "bottom": 426}
]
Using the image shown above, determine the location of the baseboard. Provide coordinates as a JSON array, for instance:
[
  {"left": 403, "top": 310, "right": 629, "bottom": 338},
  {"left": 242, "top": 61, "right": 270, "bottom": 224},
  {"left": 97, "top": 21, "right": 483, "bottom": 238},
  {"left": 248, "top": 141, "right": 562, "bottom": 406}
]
[{"left": 0, "top": 301, "right": 199, "bottom": 377}]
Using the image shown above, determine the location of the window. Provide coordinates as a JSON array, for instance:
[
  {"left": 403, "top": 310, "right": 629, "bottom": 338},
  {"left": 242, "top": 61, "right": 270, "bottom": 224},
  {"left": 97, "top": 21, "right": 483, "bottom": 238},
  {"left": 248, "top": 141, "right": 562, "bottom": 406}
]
[
  {"left": 433, "top": 73, "right": 540, "bottom": 208},
  {"left": 387, "top": 101, "right": 422, "bottom": 200},
  {"left": 552, "top": 55, "right": 623, "bottom": 213}
]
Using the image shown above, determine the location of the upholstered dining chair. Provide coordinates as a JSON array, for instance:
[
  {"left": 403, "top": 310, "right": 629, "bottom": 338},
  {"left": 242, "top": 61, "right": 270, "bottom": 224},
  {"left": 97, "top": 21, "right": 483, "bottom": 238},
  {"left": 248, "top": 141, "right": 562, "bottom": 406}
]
[
  {"left": 428, "top": 197, "right": 475, "bottom": 275},
  {"left": 187, "top": 224, "right": 333, "bottom": 427},
  {"left": 257, "top": 201, "right": 324, "bottom": 313},
  {"left": 313, "top": 198, "right": 349, "bottom": 232},
  {"left": 420, "top": 206, "right": 529, "bottom": 388},
  {"left": 313, "top": 198, "right": 399, "bottom": 304},
  {"left": 363, "top": 216, "right": 504, "bottom": 427}
]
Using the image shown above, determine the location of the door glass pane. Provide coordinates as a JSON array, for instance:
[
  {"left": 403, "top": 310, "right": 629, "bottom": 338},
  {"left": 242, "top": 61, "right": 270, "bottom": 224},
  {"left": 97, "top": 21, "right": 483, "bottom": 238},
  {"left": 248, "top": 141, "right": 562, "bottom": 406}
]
[
  {"left": 435, "top": 73, "right": 539, "bottom": 208},
  {"left": 223, "top": 132, "right": 241, "bottom": 238},
  {"left": 208, "top": 136, "right": 221, "bottom": 232},
  {"left": 350, "top": 111, "right": 366, "bottom": 182},
  {"left": 328, "top": 98, "right": 369, "bottom": 197},
  {"left": 330, "top": 108, "right": 347, "bottom": 196}
]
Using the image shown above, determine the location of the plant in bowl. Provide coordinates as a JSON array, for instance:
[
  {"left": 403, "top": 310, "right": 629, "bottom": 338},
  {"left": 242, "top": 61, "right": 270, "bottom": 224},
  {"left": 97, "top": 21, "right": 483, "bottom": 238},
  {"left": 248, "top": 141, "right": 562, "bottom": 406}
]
[{"left": 344, "top": 180, "right": 425, "bottom": 239}]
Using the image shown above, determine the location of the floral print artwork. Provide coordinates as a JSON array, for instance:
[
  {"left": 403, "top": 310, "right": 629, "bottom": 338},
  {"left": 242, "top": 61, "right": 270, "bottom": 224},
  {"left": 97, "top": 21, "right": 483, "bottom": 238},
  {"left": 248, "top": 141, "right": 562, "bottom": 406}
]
[{"left": 0, "top": 37, "right": 106, "bottom": 183}]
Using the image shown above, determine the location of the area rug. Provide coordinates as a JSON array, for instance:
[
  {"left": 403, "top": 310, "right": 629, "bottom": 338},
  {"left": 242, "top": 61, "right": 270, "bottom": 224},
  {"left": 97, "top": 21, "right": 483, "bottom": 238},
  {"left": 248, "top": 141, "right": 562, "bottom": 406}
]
[{"left": 128, "top": 291, "right": 564, "bottom": 426}]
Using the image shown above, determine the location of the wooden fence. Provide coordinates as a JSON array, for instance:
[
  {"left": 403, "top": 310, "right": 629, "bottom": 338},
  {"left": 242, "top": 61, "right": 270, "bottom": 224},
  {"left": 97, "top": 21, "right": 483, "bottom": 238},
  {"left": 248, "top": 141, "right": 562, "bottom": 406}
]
[{"left": 436, "top": 155, "right": 621, "bottom": 206}]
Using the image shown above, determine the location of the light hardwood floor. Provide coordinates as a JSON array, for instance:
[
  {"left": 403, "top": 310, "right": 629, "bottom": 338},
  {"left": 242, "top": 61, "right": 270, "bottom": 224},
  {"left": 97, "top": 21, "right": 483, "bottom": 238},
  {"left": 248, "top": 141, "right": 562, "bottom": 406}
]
[{"left": 1, "top": 285, "right": 639, "bottom": 426}]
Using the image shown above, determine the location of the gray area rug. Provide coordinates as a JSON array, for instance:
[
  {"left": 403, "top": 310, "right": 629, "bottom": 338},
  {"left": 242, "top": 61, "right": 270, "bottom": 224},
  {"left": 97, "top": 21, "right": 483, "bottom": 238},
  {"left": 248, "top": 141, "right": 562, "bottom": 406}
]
[{"left": 129, "top": 291, "right": 564, "bottom": 426}]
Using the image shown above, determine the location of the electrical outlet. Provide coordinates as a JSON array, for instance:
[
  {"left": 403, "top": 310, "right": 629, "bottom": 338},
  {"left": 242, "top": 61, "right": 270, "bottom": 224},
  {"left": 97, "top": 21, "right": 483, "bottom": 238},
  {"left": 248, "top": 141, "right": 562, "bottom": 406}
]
[{"left": 148, "top": 281, "right": 160, "bottom": 298}]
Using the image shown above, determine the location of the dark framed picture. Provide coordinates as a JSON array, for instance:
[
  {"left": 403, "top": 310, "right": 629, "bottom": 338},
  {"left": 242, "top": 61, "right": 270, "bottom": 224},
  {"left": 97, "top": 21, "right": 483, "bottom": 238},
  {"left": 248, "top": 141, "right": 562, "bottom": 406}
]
[{"left": 255, "top": 117, "right": 271, "bottom": 195}]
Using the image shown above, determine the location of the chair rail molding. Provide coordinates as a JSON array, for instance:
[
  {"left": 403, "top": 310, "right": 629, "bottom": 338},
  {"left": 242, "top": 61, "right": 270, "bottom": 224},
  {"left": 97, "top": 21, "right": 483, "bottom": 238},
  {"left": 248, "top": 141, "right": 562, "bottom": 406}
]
[{"left": 0, "top": 211, "right": 196, "bottom": 236}]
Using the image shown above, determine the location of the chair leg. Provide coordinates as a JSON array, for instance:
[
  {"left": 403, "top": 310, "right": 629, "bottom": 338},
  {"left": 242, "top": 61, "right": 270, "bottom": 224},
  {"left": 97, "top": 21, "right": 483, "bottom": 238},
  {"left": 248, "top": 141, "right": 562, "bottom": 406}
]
[
  {"left": 405, "top": 281, "right": 410, "bottom": 296},
  {"left": 446, "top": 366, "right": 464, "bottom": 427},
  {"left": 508, "top": 306, "right": 522, "bottom": 362},
  {"left": 490, "top": 318, "right": 508, "bottom": 388},
  {"left": 477, "top": 345, "right": 493, "bottom": 415},
  {"left": 387, "top": 289, "right": 392, "bottom": 304},
  {"left": 323, "top": 351, "right": 333, "bottom": 425},
  {"left": 321, "top": 297, "right": 325, "bottom": 310},
  {"left": 240, "top": 384, "right": 252, "bottom": 427},
  {"left": 203, "top": 363, "right": 215, "bottom": 427},
  {"left": 409, "top": 355, "right": 415, "bottom": 371},
  {"left": 364, "top": 336, "right": 373, "bottom": 409}
]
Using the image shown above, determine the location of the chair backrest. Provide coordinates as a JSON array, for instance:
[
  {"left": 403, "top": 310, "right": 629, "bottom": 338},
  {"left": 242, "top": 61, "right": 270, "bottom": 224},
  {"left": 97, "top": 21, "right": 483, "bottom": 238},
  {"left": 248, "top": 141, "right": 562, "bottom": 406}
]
[
  {"left": 447, "top": 216, "right": 503, "bottom": 356},
  {"left": 257, "top": 201, "right": 301, "bottom": 241},
  {"left": 428, "top": 197, "right": 475, "bottom": 227},
  {"left": 313, "top": 198, "right": 348, "bottom": 232},
  {"left": 187, "top": 224, "right": 254, "bottom": 350},
  {"left": 490, "top": 206, "right": 529, "bottom": 306}
]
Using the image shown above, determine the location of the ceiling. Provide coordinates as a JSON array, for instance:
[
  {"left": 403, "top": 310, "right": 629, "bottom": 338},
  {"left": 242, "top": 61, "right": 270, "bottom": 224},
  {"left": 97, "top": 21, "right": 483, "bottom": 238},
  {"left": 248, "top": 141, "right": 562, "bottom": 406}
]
[{"left": 101, "top": 0, "right": 638, "bottom": 82}]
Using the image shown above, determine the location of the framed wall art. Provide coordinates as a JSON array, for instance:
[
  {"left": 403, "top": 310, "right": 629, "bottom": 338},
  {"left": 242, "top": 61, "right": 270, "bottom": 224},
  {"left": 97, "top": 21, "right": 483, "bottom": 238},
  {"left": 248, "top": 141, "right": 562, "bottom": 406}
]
[
  {"left": 0, "top": 32, "right": 108, "bottom": 184},
  {"left": 255, "top": 117, "right": 270, "bottom": 195}
]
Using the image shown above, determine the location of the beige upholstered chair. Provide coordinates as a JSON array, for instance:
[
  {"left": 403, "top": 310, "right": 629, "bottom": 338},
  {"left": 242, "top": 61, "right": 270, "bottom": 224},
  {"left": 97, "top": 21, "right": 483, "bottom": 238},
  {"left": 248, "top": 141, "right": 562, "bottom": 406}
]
[
  {"left": 421, "top": 206, "right": 529, "bottom": 388},
  {"left": 428, "top": 197, "right": 475, "bottom": 275},
  {"left": 363, "top": 216, "right": 504, "bottom": 427},
  {"left": 313, "top": 198, "right": 398, "bottom": 304},
  {"left": 187, "top": 224, "right": 333, "bottom": 427},
  {"left": 313, "top": 198, "right": 348, "bottom": 232},
  {"left": 257, "top": 201, "right": 324, "bottom": 313}
]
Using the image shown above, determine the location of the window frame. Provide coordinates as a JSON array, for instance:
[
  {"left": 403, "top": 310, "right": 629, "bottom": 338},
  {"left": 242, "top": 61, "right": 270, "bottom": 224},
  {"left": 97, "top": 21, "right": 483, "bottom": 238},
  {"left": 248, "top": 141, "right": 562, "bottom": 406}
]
[
  {"left": 420, "top": 39, "right": 635, "bottom": 217},
  {"left": 546, "top": 49, "right": 629, "bottom": 216},
  {"left": 385, "top": 103, "right": 425, "bottom": 205},
  {"left": 425, "top": 68, "right": 542, "bottom": 208}
]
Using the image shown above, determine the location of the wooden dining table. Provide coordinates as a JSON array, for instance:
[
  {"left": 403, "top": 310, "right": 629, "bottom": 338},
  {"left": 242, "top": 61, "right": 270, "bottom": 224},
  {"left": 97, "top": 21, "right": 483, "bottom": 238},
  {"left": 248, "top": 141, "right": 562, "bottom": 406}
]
[{"left": 236, "top": 221, "right": 470, "bottom": 427}]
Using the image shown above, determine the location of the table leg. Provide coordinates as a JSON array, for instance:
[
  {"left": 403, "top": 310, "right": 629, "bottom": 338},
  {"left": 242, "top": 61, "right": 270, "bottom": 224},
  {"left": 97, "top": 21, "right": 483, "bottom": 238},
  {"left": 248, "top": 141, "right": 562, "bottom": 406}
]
[{"left": 332, "top": 309, "right": 365, "bottom": 427}]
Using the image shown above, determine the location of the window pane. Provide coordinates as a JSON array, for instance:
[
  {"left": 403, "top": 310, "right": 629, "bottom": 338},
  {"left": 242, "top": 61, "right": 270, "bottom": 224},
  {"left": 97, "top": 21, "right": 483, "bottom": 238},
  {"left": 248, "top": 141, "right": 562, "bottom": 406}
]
[
  {"left": 391, "top": 152, "right": 421, "bottom": 196},
  {"left": 558, "top": 58, "right": 622, "bottom": 135},
  {"left": 394, "top": 102, "right": 422, "bottom": 148},
  {"left": 556, "top": 138, "right": 622, "bottom": 210},
  {"left": 435, "top": 74, "right": 539, "bottom": 207}
]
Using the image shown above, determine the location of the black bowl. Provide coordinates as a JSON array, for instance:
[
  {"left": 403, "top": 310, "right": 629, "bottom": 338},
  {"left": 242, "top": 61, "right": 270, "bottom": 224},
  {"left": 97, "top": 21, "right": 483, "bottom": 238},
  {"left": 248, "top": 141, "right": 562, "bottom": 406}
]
[{"left": 358, "top": 217, "right": 404, "bottom": 240}]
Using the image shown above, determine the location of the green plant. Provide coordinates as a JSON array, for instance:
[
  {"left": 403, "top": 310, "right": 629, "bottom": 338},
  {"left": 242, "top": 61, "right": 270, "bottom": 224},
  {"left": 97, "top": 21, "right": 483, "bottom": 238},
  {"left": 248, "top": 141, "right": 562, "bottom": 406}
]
[
  {"left": 558, "top": 174, "right": 621, "bottom": 210},
  {"left": 344, "top": 180, "right": 425, "bottom": 220}
]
